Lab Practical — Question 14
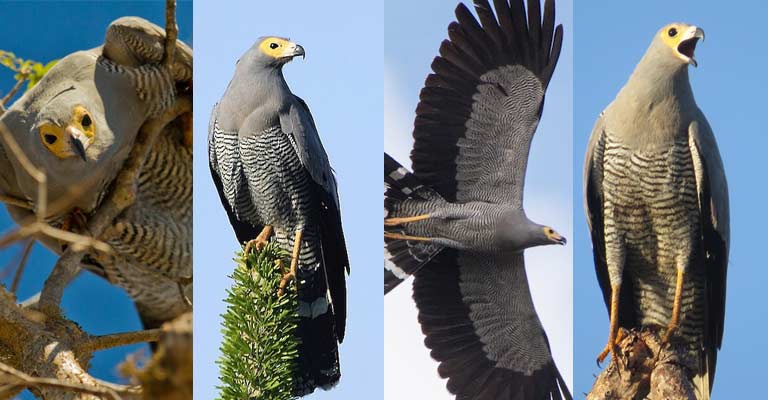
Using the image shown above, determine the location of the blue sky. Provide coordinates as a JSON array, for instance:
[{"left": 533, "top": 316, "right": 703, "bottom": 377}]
[
  {"left": 0, "top": 2, "right": 191, "bottom": 399},
  {"left": 384, "top": 0, "right": 573, "bottom": 398},
  {"left": 574, "top": 0, "right": 768, "bottom": 397},
  {"left": 192, "top": 0, "right": 383, "bottom": 399}
]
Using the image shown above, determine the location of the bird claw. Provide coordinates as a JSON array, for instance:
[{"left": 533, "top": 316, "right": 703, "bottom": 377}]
[
  {"left": 277, "top": 270, "right": 295, "bottom": 296},
  {"left": 244, "top": 238, "right": 269, "bottom": 254}
]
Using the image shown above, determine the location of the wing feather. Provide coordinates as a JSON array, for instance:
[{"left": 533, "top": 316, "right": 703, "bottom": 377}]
[{"left": 410, "top": 0, "right": 562, "bottom": 207}]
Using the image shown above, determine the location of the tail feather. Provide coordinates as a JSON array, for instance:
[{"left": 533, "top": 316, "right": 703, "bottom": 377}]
[{"left": 384, "top": 153, "right": 444, "bottom": 293}]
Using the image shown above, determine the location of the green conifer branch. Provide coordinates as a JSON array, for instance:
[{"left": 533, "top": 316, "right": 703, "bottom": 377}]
[{"left": 218, "top": 243, "right": 300, "bottom": 400}]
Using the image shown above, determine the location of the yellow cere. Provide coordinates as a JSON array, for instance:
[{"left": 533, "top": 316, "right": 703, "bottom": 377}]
[
  {"left": 38, "top": 105, "right": 95, "bottom": 159},
  {"left": 258, "top": 37, "right": 294, "bottom": 59}
]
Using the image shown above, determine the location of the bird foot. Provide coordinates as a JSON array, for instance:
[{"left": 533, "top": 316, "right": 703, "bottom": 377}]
[
  {"left": 596, "top": 328, "right": 626, "bottom": 366},
  {"left": 384, "top": 214, "right": 430, "bottom": 226},
  {"left": 383, "top": 232, "right": 432, "bottom": 242},
  {"left": 661, "top": 323, "right": 678, "bottom": 345},
  {"left": 244, "top": 225, "right": 273, "bottom": 254}
]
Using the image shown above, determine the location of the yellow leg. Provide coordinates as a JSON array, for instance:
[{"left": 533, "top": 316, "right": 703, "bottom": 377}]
[
  {"left": 662, "top": 268, "right": 685, "bottom": 344},
  {"left": 384, "top": 214, "right": 431, "bottom": 226},
  {"left": 597, "top": 283, "right": 621, "bottom": 365},
  {"left": 245, "top": 225, "right": 273, "bottom": 254},
  {"left": 384, "top": 232, "right": 432, "bottom": 242},
  {"left": 278, "top": 229, "right": 303, "bottom": 296}
]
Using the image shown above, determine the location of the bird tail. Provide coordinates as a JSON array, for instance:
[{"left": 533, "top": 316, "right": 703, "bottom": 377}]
[
  {"left": 384, "top": 153, "right": 444, "bottom": 294},
  {"left": 692, "top": 349, "right": 714, "bottom": 400}
]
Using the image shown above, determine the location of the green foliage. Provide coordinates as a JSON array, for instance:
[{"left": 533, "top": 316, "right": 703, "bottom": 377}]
[
  {"left": 218, "top": 243, "right": 300, "bottom": 400},
  {"left": 0, "top": 50, "right": 58, "bottom": 91}
]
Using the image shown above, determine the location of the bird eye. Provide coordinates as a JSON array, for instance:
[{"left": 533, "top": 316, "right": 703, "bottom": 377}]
[
  {"left": 44, "top": 134, "right": 57, "bottom": 144},
  {"left": 668, "top": 27, "right": 678, "bottom": 37},
  {"left": 81, "top": 114, "right": 92, "bottom": 128},
  {"left": 269, "top": 42, "right": 279, "bottom": 49}
]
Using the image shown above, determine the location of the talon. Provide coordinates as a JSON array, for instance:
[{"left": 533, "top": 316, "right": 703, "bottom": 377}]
[
  {"left": 596, "top": 328, "right": 625, "bottom": 366},
  {"left": 384, "top": 214, "right": 430, "bottom": 226},
  {"left": 244, "top": 225, "right": 273, "bottom": 254}
]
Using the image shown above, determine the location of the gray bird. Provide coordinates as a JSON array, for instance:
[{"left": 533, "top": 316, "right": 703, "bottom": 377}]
[
  {"left": 0, "top": 16, "right": 193, "bottom": 331},
  {"left": 208, "top": 37, "right": 349, "bottom": 395},
  {"left": 584, "top": 23, "right": 728, "bottom": 399},
  {"left": 383, "top": 0, "right": 571, "bottom": 398}
]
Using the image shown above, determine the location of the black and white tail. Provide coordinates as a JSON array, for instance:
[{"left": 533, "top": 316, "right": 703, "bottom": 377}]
[{"left": 384, "top": 153, "right": 443, "bottom": 294}]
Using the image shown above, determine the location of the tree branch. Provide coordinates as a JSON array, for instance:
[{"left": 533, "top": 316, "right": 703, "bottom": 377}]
[
  {"left": 78, "top": 329, "right": 162, "bottom": 354},
  {"left": 587, "top": 328, "right": 696, "bottom": 400}
]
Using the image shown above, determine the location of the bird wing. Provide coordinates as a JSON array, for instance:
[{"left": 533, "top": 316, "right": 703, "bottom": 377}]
[
  {"left": 410, "top": 0, "right": 562, "bottom": 208},
  {"left": 279, "top": 96, "right": 349, "bottom": 340},
  {"left": 583, "top": 112, "right": 637, "bottom": 326},
  {"left": 208, "top": 105, "right": 262, "bottom": 244},
  {"left": 688, "top": 117, "right": 729, "bottom": 389},
  {"left": 413, "top": 250, "right": 571, "bottom": 400}
]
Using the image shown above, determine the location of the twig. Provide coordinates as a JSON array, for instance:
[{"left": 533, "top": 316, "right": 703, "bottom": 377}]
[
  {"left": 0, "top": 193, "right": 33, "bottom": 210},
  {"left": 163, "top": 0, "right": 178, "bottom": 67},
  {"left": 0, "top": 360, "right": 120, "bottom": 400},
  {"left": 1, "top": 75, "right": 27, "bottom": 106},
  {"left": 79, "top": 329, "right": 162, "bottom": 354},
  {"left": 10, "top": 238, "right": 33, "bottom": 293}
]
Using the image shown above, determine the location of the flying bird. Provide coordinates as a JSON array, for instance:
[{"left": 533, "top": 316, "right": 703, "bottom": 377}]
[
  {"left": 0, "top": 16, "right": 193, "bottom": 331},
  {"left": 208, "top": 37, "right": 349, "bottom": 395},
  {"left": 584, "top": 23, "right": 728, "bottom": 400},
  {"left": 383, "top": 0, "right": 571, "bottom": 398}
]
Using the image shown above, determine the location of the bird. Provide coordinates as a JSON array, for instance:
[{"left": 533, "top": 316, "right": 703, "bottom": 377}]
[
  {"left": 208, "top": 37, "right": 349, "bottom": 395},
  {"left": 0, "top": 16, "right": 193, "bottom": 331},
  {"left": 584, "top": 23, "right": 728, "bottom": 399},
  {"left": 383, "top": 0, "right": 571, "bottom": 398}
]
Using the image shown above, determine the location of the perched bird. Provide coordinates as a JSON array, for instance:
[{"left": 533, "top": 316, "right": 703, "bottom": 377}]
[
  {"left": 384, "top": 0, "right": 571, "bottom": 398},
  {"left": 208, "top": 37, "right": 349, "bottom": 395},
  {"left": 0, "top": 16, "right": 193, "bottom": 330},
  {"left": 584, "top": 23, "right": 728, "bottom": 399}
]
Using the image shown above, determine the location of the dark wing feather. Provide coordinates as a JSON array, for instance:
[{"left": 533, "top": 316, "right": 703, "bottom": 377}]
[
  {"left": 413, "top": 251, "right": 571, "bottom": 400},
  {"left": 411, "top": 0, "right": 562, "bottom": 207},
  {"left": 689, "top": 118, "right": 729, "bottom": 389},
  {"left": 584, "top": 114, "right": 637, "bottom": 327},
  {"left": 280, "top": 97, "right": 349, "bottom": 341}
]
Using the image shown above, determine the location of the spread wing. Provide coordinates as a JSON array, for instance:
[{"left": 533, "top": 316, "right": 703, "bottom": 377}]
[
  {"left": 410, "top": 0, "right": 562, "bottom": 208},
  {"left": 688, "top": 117, "right": 729, "bottom": 389},
  {"left": 279, "top": 97, "right": 350, "bottom": 340},
  {"left": 413, "top": 251, "right": 570, "bottom": 399}
]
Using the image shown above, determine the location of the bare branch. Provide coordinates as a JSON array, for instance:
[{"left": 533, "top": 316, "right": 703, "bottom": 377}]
[
  {"left": 1, "top": 76, "right": 26, "bottom": 107},
  {"left": 163, "top": 0, "right": 178, "bottom": 67},
  {"left": 10, "top": 238, "right": 33, "bottom": 293},
  {"left": 0, "top": 361, "right": 121, "bottom": 400},
  {"left": 79, "top": 329, "right": 162, "bottom": 354}
]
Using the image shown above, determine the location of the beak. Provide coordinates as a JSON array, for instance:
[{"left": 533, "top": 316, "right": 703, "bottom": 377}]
[
  {"left": 678, "top": 26, "right": 705, "bottom": 67},
  {"left": 289, "top": 43, "right": 305, "bottom": 60},
  {"left": 555, "top": 235, "right": 567, "bottom": 246},
  {"left": 65, "top": 125, "right": 88, "bottom": 161}
]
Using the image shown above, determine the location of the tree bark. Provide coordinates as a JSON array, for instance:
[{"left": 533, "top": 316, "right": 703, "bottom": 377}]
[{"left": 587, "top": 328, "right": 696, "bottom": 400}]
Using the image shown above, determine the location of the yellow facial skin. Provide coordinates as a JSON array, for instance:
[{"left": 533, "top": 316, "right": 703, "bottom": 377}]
[
  {"left": 38, "top": 105, "right": 95, "bottom": 160},
  {"left": 659, "top": 23, "right": 705, "bottom": 66},
  {"left": 258, "top": 37, "right": 305, "bottom": 60},
  {"left": 544, "top": 226, "right": 567, "bottom": 245}
]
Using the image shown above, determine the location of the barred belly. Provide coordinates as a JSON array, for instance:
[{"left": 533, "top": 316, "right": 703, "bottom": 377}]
[{"left": 602, "top": 133, "right": 705, "bottom": 345}]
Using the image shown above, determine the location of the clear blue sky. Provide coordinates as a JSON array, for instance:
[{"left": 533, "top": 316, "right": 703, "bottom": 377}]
[
  {"left": 384, "top": 0, "right": 573, "bottom": 398},
  {"left": 574, "top": 1, "right": 768, "bottom": 397},
  {"left": 192, "top": 0, "right": 383, "bottom": 399},
  {"left": 0, "top": 2, "right": 191, "bottom": 399}
]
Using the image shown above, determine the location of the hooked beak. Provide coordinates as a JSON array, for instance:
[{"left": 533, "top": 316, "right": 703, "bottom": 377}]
[
  {"left": 65, "top": 125, "right": 89, "bottom": 161},
  {"left": 290, "top": 43, "right": 305, "bottom": 60},
  {"left": 677, "top": 26, "right": 705, "bottom": 67},
  {"left": 554, "top": 234, "right": 567, "bottom": 246}
]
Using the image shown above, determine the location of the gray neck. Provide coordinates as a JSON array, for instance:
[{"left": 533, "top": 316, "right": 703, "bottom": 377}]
[
  {"left": 607, "top": 44, "right": 697, "bottom": 149},
  {"left": 217, "top": 63, "right": 290, "bottom": 132}
]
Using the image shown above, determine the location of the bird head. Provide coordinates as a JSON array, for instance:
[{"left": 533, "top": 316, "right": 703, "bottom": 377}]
[
  {"left": 653, "top": 23, "right": 705, "bottom": 68},
  {"left": 241, "top": 36, "right": 305, "bottom": 69},
  {"left": 36, "top": 103, "right": 95, "bottom": 162},
  {"left": 493, "top": 211, "right": 567, "bottom": 251},
  {"left": 542, "top": 226, "right": 567, "bottom": 246}
]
